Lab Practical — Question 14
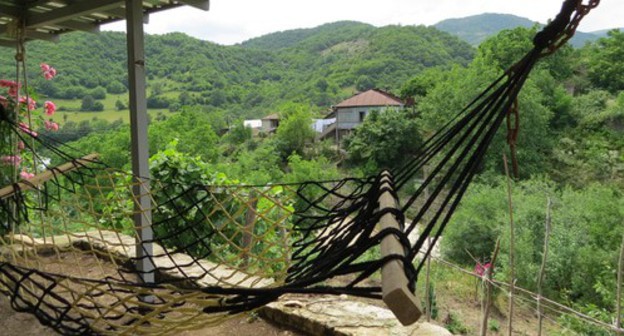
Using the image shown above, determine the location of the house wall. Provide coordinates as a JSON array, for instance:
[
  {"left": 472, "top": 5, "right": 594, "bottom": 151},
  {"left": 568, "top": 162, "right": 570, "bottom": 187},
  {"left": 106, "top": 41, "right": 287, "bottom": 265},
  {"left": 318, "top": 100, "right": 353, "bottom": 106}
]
[
  {"left": 261, "top": 119, "right": 279, "bottom": 132},
  {"left": 336, "top": 106, "right": 401, "bottom": 130}
]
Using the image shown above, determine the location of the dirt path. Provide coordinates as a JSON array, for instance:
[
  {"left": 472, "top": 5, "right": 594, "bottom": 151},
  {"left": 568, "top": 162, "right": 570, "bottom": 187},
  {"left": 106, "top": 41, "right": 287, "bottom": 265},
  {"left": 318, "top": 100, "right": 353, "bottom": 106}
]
[{"left": 0, "top": 293, "right": 301, "bottom": 336}]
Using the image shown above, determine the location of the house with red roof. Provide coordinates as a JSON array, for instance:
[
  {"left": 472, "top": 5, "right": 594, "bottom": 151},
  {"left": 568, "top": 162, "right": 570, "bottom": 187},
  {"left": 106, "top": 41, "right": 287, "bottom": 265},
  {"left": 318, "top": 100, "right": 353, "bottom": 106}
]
[{"left": 319, "top": 89, "right": 405, "bottom": 142}]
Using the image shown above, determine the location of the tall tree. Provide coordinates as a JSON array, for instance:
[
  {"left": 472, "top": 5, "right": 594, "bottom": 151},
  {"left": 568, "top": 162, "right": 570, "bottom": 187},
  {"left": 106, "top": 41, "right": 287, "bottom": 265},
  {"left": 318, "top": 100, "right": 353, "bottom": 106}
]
[{"left": 588, "top": 29, "right": 624, "bottom": 93}]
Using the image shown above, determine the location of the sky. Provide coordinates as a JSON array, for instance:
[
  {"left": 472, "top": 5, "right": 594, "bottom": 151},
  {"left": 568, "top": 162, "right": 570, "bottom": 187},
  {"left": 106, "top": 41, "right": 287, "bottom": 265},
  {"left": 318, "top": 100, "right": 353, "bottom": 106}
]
[{"left": 103, "top": 0, "right": 623, "bottom": 45}]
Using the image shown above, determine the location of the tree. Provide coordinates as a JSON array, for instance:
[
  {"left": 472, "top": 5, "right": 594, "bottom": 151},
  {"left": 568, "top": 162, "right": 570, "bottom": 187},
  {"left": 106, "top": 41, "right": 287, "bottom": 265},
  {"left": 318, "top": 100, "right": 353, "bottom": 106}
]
[
  {"left": 106, "top": 80, "right": 127, "bottom": 94},
  {"left": 148, "top": 108, "right": 219, "bottom": 163},
  {"left": 115, "top": 99, "right": 127, "bottom": 111},
  {"left": 588, "top": 29, "right": 624, "bottom": 93},
  {"left": 225, "top": 121, "right": 253, "bottom": 145},
  {"left": 81, "top": 95, "right": 96, "bottom": 111},
  {"left": 274, "top": 105, "right": 316, "bottom": 160},
  {"left": 355, "top": 75, "right": 375, "bottom": 91},
  {"left": 90, "top": 86, "right": 107, "bottom": 100},
  {"left": 344, "top": 108, "right": 421, "bottom": 174}
]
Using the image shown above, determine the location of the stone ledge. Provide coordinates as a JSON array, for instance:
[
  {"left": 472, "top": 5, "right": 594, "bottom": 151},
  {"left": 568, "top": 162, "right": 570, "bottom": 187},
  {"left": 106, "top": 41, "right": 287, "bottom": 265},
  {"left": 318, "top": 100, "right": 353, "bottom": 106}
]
[{"left": 261, "top": 295, "right": 451, "bottom": 336}]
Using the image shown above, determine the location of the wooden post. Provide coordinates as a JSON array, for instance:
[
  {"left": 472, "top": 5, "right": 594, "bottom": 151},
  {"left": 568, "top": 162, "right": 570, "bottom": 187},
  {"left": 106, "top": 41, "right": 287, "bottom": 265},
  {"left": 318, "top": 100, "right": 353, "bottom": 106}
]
[
  {"left": 480, "top": 238, "right": 500, "bottom": 336},
  {"left": 537, "top": 198, "right": 552, "bottom": 336},
  {"left": 503, "top": 153, "right": 515, "bottom": 335},
  {"left": 378, "top": 171, "right": 422, "bottom": 326},
  {"left": 126, "top": 0, "right": 154, "bottom": 291},
  {"left": 241, "top": 191, "right": 258, "bottom": 266},
  {"left": 617, "top": 230, "right": 624, "bottom": 335}
]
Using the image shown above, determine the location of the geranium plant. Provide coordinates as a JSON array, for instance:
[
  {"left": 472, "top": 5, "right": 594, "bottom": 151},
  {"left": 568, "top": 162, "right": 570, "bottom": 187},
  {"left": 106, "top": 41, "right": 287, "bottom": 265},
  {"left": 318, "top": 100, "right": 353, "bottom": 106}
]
[{"left": 0, "top": 63, "right": 59, "bottom": 186}]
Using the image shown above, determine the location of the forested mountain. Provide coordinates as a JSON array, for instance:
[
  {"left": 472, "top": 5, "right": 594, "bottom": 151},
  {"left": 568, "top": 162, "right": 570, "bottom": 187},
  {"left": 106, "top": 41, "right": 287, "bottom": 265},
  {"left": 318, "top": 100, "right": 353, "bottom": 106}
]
[
  {"left": 240, "top": 21, "right": 375, "bottom": 50},
  {"left": 434, "top": 13, "right": 608, "bottom": 47},
  {"left": 0, "top": 21, "right": 474, "bottom": 119}
]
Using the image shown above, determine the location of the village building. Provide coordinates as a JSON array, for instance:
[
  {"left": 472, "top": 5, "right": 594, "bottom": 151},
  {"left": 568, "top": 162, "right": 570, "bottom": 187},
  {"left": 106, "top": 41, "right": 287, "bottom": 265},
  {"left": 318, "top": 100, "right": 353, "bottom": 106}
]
[
  {"left": 318, "top": 89, "right": 405, "bottom": 142},
  {"left": 261, "top": 113, "right": 280, "bottom": 133}
]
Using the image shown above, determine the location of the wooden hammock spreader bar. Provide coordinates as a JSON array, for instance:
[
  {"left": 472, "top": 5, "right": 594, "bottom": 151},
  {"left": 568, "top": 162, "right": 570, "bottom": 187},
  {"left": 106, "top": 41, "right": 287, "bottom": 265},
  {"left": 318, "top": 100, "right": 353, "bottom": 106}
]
[
  {"left": 0, "top": 153, "right": 99, "bottom": 200},
  {"left": 378, "top": 170, "right": 422, "bottom": 326}
]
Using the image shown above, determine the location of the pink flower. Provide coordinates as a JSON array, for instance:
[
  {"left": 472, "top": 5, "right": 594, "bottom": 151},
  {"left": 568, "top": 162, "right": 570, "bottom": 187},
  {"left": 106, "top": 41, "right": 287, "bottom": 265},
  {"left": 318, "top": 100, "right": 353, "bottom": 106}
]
[
  {"left": 17, "top": 141, "right": 25, "bottom": 151},
  {"left": 20, "top": 171, "right": 35, "bottom": 180},
  {"left": 0, "top": 95, "right": 7, "bottom": 108},
  {"left": 474, "top": 262, "right": 492, "bottom": 277},
  {"left": 0, "top": 79, "right": 17, "bottom": 88},
  {"left": 1, "top": 80, "right": 21, "bottom": 96},
  {"left": 44, "top": 101, "right": 56, "bottom": 116},
  {"left": 44, "top": 120, "right": 59, "bottom": 131},
  {"left": 1, "top": 155, "right": 22, "bottom": 167},
  {"left": 18, "top": 122, "right": 38, "bottom": 137},
  {"left": 41, "top": 64, "right": 57, "bottom": 80},
  {"left": 19, "top": 96, "right": 36, "bottom": 111}
]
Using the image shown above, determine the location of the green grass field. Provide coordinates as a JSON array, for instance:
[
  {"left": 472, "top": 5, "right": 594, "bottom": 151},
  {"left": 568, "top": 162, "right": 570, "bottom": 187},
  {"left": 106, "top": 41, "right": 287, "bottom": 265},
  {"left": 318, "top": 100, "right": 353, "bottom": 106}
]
[{"left": 49, "top": 94, "right": 173, "bottom": 124}]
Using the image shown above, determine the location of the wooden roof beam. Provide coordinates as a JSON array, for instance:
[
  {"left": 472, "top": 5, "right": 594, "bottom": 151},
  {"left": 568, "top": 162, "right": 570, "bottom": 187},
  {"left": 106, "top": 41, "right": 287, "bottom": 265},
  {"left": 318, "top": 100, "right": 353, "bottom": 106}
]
[
  {"left": 98, "top": 8, "right": 150, "bottom": 24},
  {"left": 0, "top": 24, "right": 59, "bottom": 42},
  {"left": 55, "top": 20, "right": 100, "bottom": 33},
  {"left": 0, "top": 4, "right": 20, "bottom": 18},
  {"left": 25, "top": 0, "right": 124, "bottom": 28},
  {"left": 179, "top": 0, "right": 210, "bottom": 11}
]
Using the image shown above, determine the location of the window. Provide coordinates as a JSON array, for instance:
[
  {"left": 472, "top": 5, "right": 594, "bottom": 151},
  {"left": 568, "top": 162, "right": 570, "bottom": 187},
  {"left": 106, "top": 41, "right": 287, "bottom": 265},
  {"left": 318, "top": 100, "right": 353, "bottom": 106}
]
[{"left": 359, "top": 111, "right": 366, "bottom": 122}]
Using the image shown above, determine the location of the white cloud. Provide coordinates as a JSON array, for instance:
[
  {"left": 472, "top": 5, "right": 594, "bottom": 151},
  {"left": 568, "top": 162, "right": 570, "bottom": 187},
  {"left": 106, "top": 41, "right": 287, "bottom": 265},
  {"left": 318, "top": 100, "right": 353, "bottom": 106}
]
[{"left": 103, "top": 0, "right": 622, "bottom": 45}]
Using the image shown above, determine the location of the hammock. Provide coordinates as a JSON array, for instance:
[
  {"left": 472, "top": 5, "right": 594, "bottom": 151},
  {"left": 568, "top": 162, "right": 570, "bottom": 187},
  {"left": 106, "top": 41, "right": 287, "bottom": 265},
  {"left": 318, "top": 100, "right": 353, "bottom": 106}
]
[{"left": 0, "top": 1, "right": 599, "bottom": 334}]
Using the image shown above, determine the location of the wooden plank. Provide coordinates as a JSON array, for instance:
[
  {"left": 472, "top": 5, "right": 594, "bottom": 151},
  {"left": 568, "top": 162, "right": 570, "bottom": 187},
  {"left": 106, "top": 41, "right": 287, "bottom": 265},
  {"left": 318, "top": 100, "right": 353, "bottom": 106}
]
[
  {"left": 25, "top": 0, "right": 123, "bottom": 28},
  {"left": 378, "top": 170, "right": 422, "bottom": 326},
  {"left": 0, "top": 153, "right": 99, "bottom": 200}
]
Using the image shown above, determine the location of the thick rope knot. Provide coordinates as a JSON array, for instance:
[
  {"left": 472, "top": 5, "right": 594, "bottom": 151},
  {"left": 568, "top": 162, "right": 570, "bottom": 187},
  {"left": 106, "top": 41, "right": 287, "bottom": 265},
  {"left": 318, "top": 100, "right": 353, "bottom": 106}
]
[{"left": 533, "top": 0, "right": 578, "bottom": 50}]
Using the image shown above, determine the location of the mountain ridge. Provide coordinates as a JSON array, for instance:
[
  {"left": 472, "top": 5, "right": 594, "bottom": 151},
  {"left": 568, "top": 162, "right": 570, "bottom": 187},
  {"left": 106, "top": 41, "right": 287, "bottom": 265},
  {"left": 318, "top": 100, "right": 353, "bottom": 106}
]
[{"left": 432, "top": 12, "right": 620, "bottom": 47}]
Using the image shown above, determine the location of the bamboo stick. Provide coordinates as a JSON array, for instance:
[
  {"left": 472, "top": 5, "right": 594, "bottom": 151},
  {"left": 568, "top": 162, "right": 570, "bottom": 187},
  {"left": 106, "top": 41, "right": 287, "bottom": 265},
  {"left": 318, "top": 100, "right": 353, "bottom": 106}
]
[
  {"left": 241, "top": 191, "right": 258, "bottom": 266},
  {"left": 480, "top": 238, "right": 501, "bottom": 336},
  {"left": 617, "top": 230, "right": 624, "bottom": 335},
  {"left": 503, "top": 153, "right": 515, "bottom": 336},
  {"left": 0, "top": 153, "right": 99, "bottom": 200},
  {"left": 537, "top": 198, "right": 552, "bottom": 336}
]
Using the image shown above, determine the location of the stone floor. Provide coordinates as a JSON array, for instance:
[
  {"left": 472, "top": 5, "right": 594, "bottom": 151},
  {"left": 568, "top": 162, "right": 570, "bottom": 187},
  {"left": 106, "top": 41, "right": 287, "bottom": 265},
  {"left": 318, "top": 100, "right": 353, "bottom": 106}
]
[{"left": 5, "top": 231, "right": 451, "bottom": 335}]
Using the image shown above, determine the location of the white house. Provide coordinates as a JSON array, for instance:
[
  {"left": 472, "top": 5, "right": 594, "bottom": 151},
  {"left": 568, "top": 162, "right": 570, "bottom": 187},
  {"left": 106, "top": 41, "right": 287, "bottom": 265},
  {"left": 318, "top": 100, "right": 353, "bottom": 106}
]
[{"left": 319, "top": 89, "right": 405, "bottom": 141}]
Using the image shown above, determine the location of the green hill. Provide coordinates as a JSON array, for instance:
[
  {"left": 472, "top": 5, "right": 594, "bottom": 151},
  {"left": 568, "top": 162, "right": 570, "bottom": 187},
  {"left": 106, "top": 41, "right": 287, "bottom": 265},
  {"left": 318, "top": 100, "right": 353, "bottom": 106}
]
[
  {"left": 0, "top": 21, "right": 474, "bottom": 119},
  {"left": 434, "top": 13, "right": 602, "bottom": 47}
]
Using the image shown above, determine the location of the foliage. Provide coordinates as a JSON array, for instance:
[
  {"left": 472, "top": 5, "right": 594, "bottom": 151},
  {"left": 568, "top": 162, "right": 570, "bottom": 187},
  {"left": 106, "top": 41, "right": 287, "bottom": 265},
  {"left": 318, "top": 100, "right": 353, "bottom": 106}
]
[
  {"left": 149, "top": 108, "right": 220, "bottom": 163},
  {"left": 443, "top": 177, "right": 624, "bottom": 307},
  {"left": 443, "top": 312, "right": 470, "bottom": 334},
  {"left": 147, "top": 140, "right": 295, "bottom": 275},
  {"left": 81, "top": 95, "right": 104, "bottom": 111},
  {"left": 0, "top": 64, "right": 60, "bottom": 232},
  {"left": 344, "top": 108, "right": 421, "bottom": 174},
  {"left": 274, "top": 104, "right": 316, "bottom": 160},
  {"left": 588, "top": 29, "right": 624, "bottom": 93},
  {"left": 148, "top": 140, "right": 237, "bottom": 258}
]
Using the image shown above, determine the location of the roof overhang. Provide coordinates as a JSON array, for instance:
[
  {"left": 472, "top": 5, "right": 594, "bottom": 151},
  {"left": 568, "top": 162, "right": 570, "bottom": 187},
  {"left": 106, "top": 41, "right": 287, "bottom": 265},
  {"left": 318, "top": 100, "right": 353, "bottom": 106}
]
[{"left": 0, "top": 0, "right": 209, "bottom": 48}]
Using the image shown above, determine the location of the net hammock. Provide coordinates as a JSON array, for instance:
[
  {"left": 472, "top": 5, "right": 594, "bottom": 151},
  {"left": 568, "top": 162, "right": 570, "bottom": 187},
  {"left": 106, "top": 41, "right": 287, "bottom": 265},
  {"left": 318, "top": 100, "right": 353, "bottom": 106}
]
[{"left": 0, "top": 1, "right": 599, "bottom": 334}]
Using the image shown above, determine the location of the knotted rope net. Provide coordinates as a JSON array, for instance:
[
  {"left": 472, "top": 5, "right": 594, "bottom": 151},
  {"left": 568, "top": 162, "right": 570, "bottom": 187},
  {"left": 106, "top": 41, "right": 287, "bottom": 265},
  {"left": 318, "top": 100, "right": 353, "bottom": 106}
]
[{"left": 0, "top": 0, "right": 599, "bottom": 334}]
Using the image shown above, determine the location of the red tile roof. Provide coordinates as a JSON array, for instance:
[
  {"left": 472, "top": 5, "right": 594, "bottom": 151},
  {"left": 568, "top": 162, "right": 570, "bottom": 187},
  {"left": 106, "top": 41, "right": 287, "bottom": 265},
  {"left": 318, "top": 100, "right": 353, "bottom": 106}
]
[{"left": 334, "top": 89, "right": 404, "bottom": 108}]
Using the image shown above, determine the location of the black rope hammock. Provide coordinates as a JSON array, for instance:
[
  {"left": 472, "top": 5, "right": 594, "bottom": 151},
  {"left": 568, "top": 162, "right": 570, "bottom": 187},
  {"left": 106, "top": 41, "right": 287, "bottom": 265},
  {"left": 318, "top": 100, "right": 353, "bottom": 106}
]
[{"left": 0, "top": 0, "right": 600, "bottom": 334}]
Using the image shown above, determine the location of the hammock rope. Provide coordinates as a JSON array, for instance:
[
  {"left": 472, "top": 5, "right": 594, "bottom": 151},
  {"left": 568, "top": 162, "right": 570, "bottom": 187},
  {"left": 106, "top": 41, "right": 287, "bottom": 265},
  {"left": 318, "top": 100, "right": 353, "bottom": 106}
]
[{"left": 0, "top": 1, "right": 599, "bottom": 334}]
